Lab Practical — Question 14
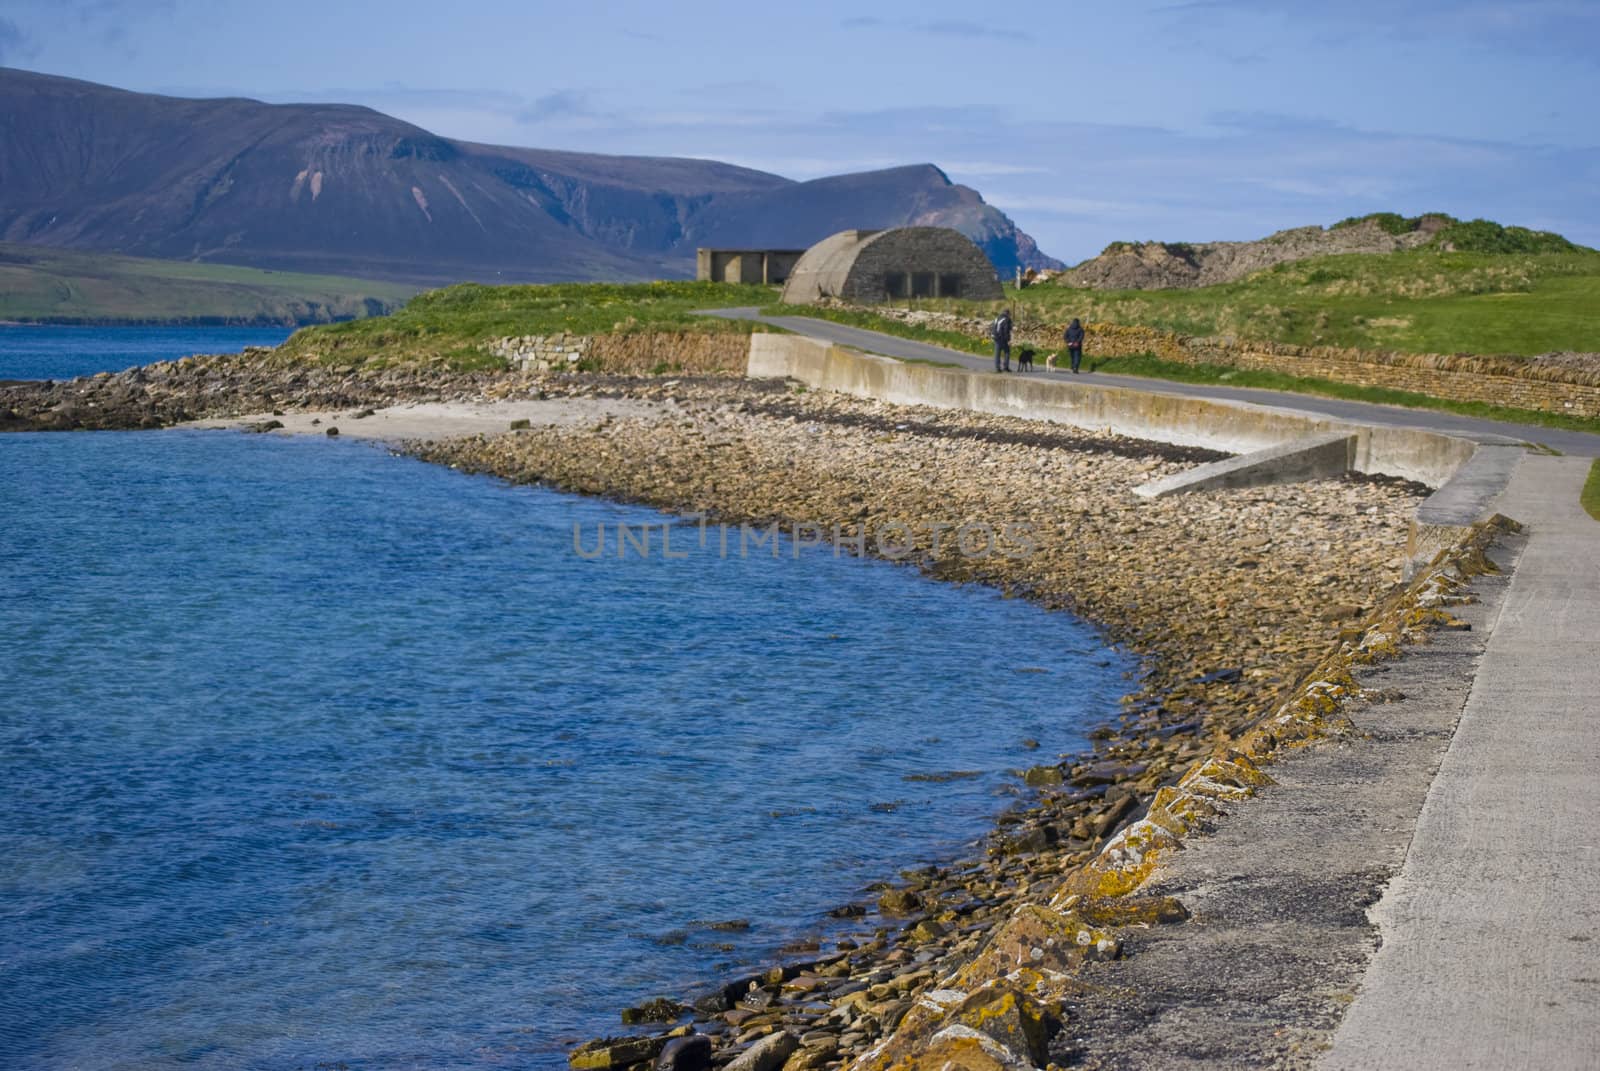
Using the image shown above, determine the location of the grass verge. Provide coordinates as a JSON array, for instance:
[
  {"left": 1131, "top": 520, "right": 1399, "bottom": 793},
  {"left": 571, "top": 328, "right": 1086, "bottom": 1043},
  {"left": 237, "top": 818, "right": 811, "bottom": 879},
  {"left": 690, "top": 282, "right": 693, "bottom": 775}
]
[{"left": 1582, "top": 460, "right": 1600, "bottom": 522}]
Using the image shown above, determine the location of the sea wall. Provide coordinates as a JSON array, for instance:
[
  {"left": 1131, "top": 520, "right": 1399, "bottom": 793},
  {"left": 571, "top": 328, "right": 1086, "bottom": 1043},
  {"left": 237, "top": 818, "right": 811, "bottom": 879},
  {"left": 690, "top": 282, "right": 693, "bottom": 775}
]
[
  {"left": 750, "top": 334, "right": 1480, "bottom": 489},
  {"left": 851, "top": 306, "right": 1600, "bottom": 418}
]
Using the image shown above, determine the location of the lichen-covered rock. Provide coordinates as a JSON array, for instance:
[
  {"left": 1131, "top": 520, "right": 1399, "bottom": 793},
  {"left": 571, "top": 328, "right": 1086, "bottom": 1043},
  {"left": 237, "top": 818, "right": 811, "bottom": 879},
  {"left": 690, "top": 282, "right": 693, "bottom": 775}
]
[
  {"left": 570, "top": 1035, "right": 667, "bottom": 1070},
  {"left": 941, "top": 985, "right": 1053, "bottom": 1066},
  {"left": 954, "top": 903, "right": 1119, "bottom": 988},
  {"left": 894, "top": 1029, "right": 1036, "bottom": 1071},
  {"left": 878, "top": 889, "right": 922, "bottom": 915},
  {"left": 1176, "top": 751, "right": 1275, "bottom": 801}
]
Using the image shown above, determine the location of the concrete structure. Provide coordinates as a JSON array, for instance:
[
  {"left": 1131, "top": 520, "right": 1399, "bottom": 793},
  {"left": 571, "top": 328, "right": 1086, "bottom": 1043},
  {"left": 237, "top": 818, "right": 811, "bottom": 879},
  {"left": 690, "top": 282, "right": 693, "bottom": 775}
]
[
  {"left": 744, "top": 333, "right": 1514, "bottom": 573},
  {"left": 696, "top": 248, "right": 804, "bottom": 285},
  {"left": 1132, "top": 432, "right": 1358, "bottom": 499},
  {"left": 1325, "top": 453, "right": 1600, "bottom": 1071},
  {"left": 779, "top": 227, "right": 1002, "bottom": 305},
  {"left": 747, "top": 333, "right": 1478, "bottom": 487}
]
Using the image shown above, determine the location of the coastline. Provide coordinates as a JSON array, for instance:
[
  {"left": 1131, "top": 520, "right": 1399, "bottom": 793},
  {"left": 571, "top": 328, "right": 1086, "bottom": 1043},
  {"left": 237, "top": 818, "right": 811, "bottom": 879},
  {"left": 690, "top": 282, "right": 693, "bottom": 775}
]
[
  {"left": 0, "top": 355, "right": 1488, "bottom": 1069},
  {"left": 398, "top": 378, "right": 1433, "bottom": 1070}
]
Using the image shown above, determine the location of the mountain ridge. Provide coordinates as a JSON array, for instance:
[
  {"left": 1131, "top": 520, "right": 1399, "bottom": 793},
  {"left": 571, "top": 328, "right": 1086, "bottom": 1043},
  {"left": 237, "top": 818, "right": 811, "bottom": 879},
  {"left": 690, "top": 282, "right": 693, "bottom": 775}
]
[{"left": 0, "top": 68, "right": 1062, "bottom": 286}]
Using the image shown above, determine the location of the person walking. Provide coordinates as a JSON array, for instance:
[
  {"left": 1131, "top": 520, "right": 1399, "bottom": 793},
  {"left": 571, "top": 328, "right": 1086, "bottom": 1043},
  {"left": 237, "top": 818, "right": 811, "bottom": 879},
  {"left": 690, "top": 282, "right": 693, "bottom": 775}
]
[
  {"left": 1063, "top": 317, "right": 1085, "bottom": 373},
  {"left": 992, "top": 308, "right": 1013, "bottom": 373}
]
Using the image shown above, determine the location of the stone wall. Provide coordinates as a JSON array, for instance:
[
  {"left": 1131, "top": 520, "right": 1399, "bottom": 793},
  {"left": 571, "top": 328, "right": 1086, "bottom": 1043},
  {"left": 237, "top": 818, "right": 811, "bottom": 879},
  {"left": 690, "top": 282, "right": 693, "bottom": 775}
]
[
  {"left": 491, "top": 331, "right": 751, "bottom": 375},
  {"left": 490, "top": 333, "right": 591, "bottom": 372},
  {"left": 853, "top": 306, "right": 1600, "bottom": 419}
]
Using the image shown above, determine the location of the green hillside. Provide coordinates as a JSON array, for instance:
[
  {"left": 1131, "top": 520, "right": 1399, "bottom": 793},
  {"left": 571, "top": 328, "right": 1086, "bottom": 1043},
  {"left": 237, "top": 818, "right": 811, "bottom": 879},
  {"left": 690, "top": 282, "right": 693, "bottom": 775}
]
[
  {"left": 1022, "top": 248, "right": 1600, "bottom": 356},
  {"left": 0, "top": 243, "right": 416, "bottom": 325},
  {"left": 279, "top": 280, "right": 771, "bottom": 369}
]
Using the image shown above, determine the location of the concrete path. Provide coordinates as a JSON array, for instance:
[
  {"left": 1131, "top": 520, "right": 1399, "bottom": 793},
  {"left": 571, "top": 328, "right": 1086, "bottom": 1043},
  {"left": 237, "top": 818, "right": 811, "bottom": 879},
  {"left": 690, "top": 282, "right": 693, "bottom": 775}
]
[
  {"left": 1324, "top": 453, "right": 1600, "bottom": 1070},
  {"left": 703, "top": 308, "right": 1600, "bottom": 458}
]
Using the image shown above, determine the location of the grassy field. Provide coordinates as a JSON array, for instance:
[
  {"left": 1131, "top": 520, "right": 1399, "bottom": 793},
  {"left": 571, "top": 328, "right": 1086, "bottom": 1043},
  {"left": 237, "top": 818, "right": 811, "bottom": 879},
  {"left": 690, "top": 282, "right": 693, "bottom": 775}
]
[
  {"left": 280, "top": 281, "right": 772, "bottom": 369},
  {"left": 762, "top": 303, "right": 1600, "bottom": 436},
  {"left": 1021, "top": 250, "right": 1600, "bottom": 356},
  {"left": 824, "top": 247, "right": 1600, "bottom": 358},
  {"left": 0, "top": 243, "right": 417, "bottom": 325}
]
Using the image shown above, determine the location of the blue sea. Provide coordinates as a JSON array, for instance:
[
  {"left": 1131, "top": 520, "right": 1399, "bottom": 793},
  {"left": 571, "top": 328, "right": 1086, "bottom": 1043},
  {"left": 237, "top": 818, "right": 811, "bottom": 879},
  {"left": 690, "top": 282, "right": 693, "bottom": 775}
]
[
  {"left": 0, "top": 324, "right": 295, "bottom": 381},
  {"left": 0, "top": 330, "right": 1132, "bottom": 1070}
]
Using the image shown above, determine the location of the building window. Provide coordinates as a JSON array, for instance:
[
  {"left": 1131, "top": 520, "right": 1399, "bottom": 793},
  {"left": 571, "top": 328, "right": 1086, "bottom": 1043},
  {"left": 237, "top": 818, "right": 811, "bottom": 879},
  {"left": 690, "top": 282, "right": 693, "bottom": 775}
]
[
  {"left": 911, "top": 272, "right": 936, "bottom": 298},
  {"left": 938, "top": 274, "right": 962, "bottom": 298},
  {"left": 883, "top": 272, "right": 908, "bottom": 298}
]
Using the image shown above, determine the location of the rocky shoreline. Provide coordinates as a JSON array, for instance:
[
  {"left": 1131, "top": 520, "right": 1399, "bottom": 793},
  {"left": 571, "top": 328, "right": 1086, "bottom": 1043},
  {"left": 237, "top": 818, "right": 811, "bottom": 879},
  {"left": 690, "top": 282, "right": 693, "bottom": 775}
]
[
  {"left": 400, "top": 378, "right": 1449, "bottom": 1071},
  {"left": 3, "top": 354, "right": 1489, "bottom": 1070}
]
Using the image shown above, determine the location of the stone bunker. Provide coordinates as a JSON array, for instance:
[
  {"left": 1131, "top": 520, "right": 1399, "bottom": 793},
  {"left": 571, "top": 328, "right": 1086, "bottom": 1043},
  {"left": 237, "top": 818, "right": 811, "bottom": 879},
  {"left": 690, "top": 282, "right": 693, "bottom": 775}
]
[{"left": 780, "top": 227, "right": 1002, "bottom": 305}]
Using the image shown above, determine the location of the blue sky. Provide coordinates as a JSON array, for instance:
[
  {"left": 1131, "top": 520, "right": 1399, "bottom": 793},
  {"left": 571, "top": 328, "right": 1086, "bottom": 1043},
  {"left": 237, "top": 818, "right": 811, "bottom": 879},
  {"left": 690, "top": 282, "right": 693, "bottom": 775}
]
[{"left": 3, "top": 0, "right": 1596, "bottom": 263}]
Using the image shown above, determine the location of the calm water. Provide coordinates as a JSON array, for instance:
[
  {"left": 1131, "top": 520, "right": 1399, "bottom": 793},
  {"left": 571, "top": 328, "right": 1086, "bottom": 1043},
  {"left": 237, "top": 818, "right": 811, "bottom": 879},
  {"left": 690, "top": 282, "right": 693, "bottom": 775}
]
[
  {"left": 0, "top": 324, "right": 295, "bottom": 381},
  {"left": 0, "top": 430, "right": 1131, "bottom": 1070}
]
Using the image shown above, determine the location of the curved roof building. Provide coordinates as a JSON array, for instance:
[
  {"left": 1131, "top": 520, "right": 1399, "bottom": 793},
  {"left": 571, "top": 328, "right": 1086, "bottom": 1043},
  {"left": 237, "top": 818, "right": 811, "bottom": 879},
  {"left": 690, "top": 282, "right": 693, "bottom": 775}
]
[{"left": 779, "top": 227, "right": 1002, "bottom": 305}]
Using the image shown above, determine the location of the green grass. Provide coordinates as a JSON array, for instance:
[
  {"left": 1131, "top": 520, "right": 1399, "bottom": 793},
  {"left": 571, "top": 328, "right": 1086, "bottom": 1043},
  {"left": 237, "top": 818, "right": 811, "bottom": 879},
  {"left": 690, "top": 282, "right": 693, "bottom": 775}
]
[
  {"left": 896, "top": 356, "right": 966, "bottom": 369},
  {"left": 283, "top": 280, "right": 773, "bottom": 370},
  {"left": 1076, "top": 354, "right": 1600, "bottom": 436},
  {"left": 0, "top": 242, "right": 416, "bottom": 324},
  {"left": 762, "top": 302, "right": 1600, "bottom": 436},
  {"left": 1582, "top": 460, "right": 1600, "bottom": 522},
  {"left": 1021, "top": 249, "right": 1600, "bottom": 356},
  {"left": 801, "top": 248, "right": 1600, "bottom": 358},
  {"left": 1331, "top": 213, "right": 1581, "bottom": 254}
]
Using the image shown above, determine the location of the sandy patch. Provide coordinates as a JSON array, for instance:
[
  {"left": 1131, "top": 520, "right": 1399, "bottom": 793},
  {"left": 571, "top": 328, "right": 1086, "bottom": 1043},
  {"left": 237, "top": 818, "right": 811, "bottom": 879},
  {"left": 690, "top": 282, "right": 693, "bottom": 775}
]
[{"left": 181, "top": 397, "right": 657, "bottom": 442}]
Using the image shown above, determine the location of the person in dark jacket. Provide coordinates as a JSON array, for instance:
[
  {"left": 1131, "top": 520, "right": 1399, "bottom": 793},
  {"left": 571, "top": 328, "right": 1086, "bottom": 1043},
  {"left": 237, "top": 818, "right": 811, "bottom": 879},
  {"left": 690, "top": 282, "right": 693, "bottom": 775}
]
[
  {"left": 992, "top": 309, "right": 1013, "bottom": 372},
  {"left": 1063, "top": 318, "right": 1086, "bottom": 373}
]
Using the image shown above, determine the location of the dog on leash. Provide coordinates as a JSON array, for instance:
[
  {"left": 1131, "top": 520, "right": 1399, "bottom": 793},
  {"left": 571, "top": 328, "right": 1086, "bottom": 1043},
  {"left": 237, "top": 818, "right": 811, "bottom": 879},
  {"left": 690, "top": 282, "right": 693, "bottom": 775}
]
[
  {"left": 1044, "top": 352, "right": 1060, "bottom": 371},
  {"left": 1016, "top": 346, "right": 1035, "bottom": 372}
]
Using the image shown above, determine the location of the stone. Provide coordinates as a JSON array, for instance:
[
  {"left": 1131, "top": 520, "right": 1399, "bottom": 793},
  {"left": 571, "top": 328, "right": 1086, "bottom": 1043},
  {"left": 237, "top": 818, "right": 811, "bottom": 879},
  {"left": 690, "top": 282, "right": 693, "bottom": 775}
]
[
  {"left": 954, "top": 903, "right": 1119, "bottom": 988},
  {"left": 724, "top": 1030, "right": 797, "bottom": 1071},
  {"left": 943, "top": 984, "right": 1054, "bottom": 1066},
  {"left": 569, "top": 1035, "right": 666, "bottom": 1070},
  {"left": 1022, "top": 765, "right": 1064, "bottom": 787},
  {"left": 782, "top": 1043, "right": 836, "bottom": 1071},
  {"left": 656, "top": 1035, "right": 712, "bottom": 1071},
  {"left": 878, "top": 889, "right": 922, "bottom": 915}
]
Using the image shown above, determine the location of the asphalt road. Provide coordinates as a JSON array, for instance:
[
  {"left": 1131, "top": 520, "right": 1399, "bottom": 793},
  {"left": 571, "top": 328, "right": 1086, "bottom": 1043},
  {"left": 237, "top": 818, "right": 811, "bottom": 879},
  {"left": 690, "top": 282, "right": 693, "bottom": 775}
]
[{"left": 702, "top": 308, "right": 1600, "bottom": 458}]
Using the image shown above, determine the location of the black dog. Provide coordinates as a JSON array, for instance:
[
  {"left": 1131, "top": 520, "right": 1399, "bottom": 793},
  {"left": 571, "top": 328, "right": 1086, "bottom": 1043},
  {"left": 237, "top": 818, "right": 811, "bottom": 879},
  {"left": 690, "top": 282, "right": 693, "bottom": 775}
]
[{"left": 1015, "top": 346, "right": 1035, "bottom": 372}]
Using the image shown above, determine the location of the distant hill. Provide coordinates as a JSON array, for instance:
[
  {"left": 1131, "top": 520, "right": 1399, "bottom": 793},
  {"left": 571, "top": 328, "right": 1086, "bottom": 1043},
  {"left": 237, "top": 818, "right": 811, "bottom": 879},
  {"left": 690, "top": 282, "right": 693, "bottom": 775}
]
[
  {"left": 0, "top": 242, "right": 415, "bottom": 325},
  {"left": 1058, "top": 214, "right": 1586, "bottom": 291},
  {"left": 0, "top": 68, "right": 1061, "bottom": 286}
]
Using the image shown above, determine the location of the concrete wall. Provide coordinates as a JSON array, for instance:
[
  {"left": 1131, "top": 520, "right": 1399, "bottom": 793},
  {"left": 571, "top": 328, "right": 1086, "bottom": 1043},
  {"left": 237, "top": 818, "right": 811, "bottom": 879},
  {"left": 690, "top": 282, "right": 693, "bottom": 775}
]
[
  {"left": 696, "top": 249, "right": 804, "bottom": 285},
  {"left": 749, "top": 334, "right": 1480, "bottom": 488},
  {"left": 750, "top": 334, "right": 1508, "bottom": 573}
]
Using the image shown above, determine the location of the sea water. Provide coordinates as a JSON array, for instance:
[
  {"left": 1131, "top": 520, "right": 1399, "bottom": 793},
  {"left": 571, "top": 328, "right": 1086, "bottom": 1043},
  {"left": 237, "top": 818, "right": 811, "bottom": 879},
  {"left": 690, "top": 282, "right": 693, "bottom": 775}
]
[
  {"left": 0, "top": 425, "right": 1132, "bottom": 1070},
  {"left": 0, "top": 324, "right": 295, "bottom": 382}
]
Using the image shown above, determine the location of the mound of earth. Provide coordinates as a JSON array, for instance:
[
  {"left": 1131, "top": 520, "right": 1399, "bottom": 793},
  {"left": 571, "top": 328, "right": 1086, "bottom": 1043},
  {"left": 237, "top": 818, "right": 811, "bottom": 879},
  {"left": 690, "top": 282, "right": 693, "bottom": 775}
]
[{"left": 1058, "top": 217, "right": 1453, "bottom": 290}]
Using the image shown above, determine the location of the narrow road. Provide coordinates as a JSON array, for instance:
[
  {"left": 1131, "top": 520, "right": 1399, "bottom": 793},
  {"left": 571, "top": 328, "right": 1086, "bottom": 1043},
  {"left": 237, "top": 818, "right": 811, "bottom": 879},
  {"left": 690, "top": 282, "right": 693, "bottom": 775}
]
[
  {"left": 703, "top": 308, "right": 1600, "bottom": 458},
  {"left": 1324, "top": 453, "right": 1600, "bottom": 1070}
]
